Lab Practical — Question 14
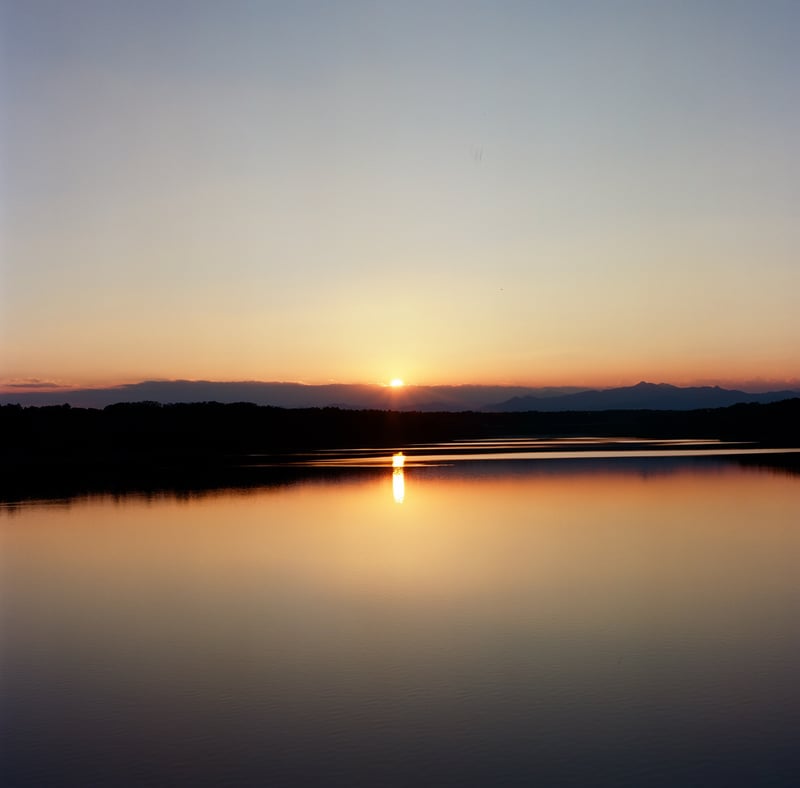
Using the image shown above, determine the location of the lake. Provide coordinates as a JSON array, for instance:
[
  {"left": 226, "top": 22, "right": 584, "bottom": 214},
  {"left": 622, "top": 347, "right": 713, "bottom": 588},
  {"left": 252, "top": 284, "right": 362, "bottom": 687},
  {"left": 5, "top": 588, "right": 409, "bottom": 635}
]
[{"left": 2, "top": 440, "right": 799, "bottom": 786}]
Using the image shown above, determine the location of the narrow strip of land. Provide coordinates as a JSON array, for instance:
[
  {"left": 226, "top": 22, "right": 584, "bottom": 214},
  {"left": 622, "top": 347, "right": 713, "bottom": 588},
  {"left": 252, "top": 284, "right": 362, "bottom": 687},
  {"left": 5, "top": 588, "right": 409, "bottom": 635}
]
[{"left": 2, "top": 399, "right": 799, "bottom": 500}]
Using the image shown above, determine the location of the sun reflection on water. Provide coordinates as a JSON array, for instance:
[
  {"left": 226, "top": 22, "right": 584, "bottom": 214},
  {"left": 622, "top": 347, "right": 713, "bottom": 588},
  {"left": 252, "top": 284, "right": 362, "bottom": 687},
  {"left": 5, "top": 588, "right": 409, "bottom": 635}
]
[{"left": 392, "top": 453, "right": 405, "bottom": 503}]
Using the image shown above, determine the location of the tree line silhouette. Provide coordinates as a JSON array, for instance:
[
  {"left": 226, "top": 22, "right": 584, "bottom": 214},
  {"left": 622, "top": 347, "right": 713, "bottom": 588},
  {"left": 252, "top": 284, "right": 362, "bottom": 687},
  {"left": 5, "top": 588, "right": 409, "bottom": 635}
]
[{"left": 2, "top": 398, "right": 799, "bottom": 499}]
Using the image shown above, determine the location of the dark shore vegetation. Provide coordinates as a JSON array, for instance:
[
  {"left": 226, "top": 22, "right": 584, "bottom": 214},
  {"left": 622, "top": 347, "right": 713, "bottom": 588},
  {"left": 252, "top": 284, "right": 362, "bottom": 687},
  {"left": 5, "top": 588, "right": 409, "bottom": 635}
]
[{"left": 2, "top": 398, "right": 799, "bottom": 500}]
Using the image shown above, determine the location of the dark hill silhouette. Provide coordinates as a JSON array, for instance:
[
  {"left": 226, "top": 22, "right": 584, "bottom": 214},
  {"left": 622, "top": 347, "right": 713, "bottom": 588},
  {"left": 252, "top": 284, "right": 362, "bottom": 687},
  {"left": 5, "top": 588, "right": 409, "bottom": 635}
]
[
  {"left": 485, "top": 381, "right": 799, "bottom": 411},
  {"left": 2, "top": 398, "right": 799, "bottom": 500}
]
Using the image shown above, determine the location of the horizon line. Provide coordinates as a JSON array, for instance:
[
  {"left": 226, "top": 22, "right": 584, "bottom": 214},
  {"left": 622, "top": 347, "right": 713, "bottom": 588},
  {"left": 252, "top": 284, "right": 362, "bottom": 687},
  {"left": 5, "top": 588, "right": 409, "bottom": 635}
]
[{"left": 3, "top": 377, "right": 800, "bottom": 397}]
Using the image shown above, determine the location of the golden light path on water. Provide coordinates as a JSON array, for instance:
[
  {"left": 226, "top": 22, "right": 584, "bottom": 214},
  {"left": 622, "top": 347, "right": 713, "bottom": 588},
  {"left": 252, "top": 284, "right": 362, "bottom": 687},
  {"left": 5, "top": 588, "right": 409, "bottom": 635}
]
[{"left": 392, "top": 452, "right": 405, "bottom": 504}]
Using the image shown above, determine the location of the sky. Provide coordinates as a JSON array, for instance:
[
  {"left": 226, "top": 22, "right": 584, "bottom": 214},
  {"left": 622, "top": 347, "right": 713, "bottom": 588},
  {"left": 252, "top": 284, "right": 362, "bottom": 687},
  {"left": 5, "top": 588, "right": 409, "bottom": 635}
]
[{"left": 2, "top": 0, "right": 798, "bottom": 392}]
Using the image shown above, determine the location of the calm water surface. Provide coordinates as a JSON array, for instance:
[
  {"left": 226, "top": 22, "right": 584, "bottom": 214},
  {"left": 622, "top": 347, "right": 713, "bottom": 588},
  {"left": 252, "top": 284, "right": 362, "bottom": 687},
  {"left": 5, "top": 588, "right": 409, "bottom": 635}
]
[{"left": 2, "top": 443, "right": 799, "bottom": 786}]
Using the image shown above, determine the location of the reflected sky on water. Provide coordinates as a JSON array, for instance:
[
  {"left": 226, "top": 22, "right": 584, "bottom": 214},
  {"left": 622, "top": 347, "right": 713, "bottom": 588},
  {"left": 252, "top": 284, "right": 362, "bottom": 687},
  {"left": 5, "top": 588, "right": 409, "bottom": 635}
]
[{"left": 2, "top": 445, "right": 800, "bottom": 786}]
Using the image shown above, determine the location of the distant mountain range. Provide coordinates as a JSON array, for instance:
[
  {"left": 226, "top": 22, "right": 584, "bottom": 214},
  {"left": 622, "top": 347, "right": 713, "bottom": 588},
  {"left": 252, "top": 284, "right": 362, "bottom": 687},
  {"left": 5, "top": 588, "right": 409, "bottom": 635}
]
[
  {"left": 1, "top": 379, "right": 797, "bottom": 412},
  {"left": 0, "top": 381, "right": 569, "bottom": 411},
  {"left": 484, "top": 381, "right": 800, "bottom": 412}
]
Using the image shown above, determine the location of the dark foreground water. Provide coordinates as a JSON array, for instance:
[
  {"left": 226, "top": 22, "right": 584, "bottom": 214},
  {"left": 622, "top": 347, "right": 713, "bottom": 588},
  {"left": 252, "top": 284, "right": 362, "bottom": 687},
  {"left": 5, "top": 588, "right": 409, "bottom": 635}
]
[{"left": 2, "top": 442, "right": 799, "bottom": 786}]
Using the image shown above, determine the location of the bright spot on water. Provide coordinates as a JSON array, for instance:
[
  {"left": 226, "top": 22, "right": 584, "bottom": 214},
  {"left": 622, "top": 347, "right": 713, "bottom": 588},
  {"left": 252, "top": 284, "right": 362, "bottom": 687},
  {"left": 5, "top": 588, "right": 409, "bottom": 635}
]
[{"left": 392, "top": 452, "right": 405, "bottom": 503}]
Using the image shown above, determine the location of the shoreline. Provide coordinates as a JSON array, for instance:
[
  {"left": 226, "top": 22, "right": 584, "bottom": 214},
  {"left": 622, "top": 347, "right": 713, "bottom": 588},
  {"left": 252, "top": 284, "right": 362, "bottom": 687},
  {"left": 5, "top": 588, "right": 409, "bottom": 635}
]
[{"left": 3, "top": 399, "right": 800, "bottom": 502}]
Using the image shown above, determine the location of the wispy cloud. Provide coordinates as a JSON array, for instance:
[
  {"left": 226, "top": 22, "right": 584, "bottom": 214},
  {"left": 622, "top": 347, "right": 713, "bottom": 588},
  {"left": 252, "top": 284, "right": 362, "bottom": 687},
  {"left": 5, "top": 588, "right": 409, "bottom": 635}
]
[{"left": 3, "top": 379, "right": 71, "bottom": 389}]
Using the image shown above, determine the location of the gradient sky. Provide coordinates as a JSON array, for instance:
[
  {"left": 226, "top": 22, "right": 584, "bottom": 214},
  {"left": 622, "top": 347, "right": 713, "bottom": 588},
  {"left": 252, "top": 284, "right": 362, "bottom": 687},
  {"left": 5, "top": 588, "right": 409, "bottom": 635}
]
[{"left": 2, "top": 0, "right": 798, "bottom": 390}]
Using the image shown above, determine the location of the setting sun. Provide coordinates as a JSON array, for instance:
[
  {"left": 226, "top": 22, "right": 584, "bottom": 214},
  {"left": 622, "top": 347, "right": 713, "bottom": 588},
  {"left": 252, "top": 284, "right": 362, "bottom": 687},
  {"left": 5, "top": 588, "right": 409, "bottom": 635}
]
[{"left": 390, "top": 379, "right": 404, "bottom": 388}]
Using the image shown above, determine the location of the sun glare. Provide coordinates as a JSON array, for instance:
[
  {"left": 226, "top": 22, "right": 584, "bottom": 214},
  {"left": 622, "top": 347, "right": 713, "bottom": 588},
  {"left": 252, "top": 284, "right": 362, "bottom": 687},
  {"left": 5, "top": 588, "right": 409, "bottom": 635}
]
[
  {"left": 390, "top": 378, "right": 404, "bottom": 388},
  {"left": 392, "top": 453, "right": 405, "bottom": 503}
]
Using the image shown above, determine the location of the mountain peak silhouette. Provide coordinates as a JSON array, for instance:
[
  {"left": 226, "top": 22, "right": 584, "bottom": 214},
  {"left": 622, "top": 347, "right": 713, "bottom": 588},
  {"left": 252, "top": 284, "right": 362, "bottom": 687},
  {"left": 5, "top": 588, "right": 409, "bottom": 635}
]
[
  {"left": 484, "top": 383, "right": 799, "bottom": 412},
  {"left": 1, "top": 380, "right": 798, "bottom": 412}
]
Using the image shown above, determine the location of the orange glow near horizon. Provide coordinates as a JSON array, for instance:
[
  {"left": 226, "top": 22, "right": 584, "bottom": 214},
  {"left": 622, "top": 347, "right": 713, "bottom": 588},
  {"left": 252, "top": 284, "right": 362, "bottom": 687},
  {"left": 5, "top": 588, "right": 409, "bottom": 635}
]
[
  {"left": 2, "top": 369, "right": 800, "bottom": 398},
  {"left": 1, "top": 350, "right": 800, "bottom": 397}
]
